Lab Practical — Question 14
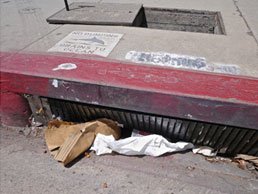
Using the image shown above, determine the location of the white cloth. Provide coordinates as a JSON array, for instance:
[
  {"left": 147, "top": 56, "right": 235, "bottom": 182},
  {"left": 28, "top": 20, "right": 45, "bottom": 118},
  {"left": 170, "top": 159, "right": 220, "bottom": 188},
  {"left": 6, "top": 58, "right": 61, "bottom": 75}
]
[
  {"left": 192, "top": 146, "right": 217, "bottom": 156},
  {"left": 91, "top": 134, "right": 194, "bottom": 157}
]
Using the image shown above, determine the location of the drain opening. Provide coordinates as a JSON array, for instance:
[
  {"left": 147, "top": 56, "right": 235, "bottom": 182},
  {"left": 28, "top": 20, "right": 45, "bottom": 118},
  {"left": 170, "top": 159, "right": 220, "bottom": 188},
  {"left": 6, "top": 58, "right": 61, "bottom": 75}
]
[
  {"left": 47, "top": 3, "right": 226, "bottom": 35},
  {"left": 27, "top": 96, "right": 258, "bottom": 156},
  {"left": 135, "top": 7, "right": 226, "bottom": 35}
]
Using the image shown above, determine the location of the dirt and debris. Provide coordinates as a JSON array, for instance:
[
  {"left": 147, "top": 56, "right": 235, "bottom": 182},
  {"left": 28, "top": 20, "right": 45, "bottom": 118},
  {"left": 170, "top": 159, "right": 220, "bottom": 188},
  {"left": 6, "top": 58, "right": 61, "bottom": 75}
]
[
  {"left": 233, "top": 154, "right": 258, "bottom": 171},
  {"left": 203, "top": 154, "right": 258, "bottom": 175},
  {"left": 186, "top": 166, "right": 196, "bottom": 171},
  {"left": 102, "top": 182, "right": 108, "bottom": 188},
  {"left": 15, "top": 116, "right": 45, "bottom": 137},
  {"left": 84, "top": 152, "right": 91, "bottom": 158},
  {"left": 205, "top": 156, "right": 232, "bottom": 163}
]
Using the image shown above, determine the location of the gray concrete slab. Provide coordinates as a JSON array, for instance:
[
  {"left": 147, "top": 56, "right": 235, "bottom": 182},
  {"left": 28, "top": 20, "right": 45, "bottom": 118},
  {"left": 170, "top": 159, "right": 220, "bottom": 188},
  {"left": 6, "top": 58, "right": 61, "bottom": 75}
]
[
  {"left": 0, "top": 0, "right": 99, "bottom": 52},
  {"left": 235, "top": 0, "right": 258, "bottom": 44},
  {"left": 0, "top": 0, "right": 59, "bottom": 51},
  {"left": 1, "top": 127, "right": 258, "bottom": 194},
  {"left": 47, "top": 2, "right": 142, "bottom": 26},
  {"left": 24, "top": 22, "right": 258, "bottom": 77}
]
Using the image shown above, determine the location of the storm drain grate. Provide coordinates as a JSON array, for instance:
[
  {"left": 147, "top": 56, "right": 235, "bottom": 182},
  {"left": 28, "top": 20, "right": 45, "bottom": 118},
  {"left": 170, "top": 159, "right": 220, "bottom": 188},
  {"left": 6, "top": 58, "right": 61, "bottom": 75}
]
[{"left": 46, "top": 98, "right": 257, "bottom": 156}]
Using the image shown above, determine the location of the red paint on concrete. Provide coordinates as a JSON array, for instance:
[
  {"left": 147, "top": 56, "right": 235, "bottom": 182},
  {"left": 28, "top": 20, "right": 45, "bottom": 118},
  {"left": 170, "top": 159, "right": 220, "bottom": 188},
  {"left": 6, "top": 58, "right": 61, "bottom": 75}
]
[
  {"left": 0, "top": 92, "right": 31, "bottom": 127},
  {"left": 1, "top": 72, "right": 49, "bottom": 97},
  {"left": 1, "top": 51, "right": 258, "bottom": 104}
]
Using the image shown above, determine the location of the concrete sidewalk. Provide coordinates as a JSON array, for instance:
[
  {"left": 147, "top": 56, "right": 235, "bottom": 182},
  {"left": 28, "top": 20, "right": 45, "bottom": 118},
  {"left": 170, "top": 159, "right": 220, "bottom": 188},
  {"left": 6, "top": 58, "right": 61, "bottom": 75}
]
[{"left": 0, "top": 127, "right": 257, "bottom": 194}]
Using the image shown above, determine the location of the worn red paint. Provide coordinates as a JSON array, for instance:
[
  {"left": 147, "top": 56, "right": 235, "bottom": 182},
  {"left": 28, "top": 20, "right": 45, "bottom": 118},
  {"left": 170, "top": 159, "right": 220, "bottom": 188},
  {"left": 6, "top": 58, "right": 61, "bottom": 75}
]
[
  {"left": 0, "top": 91, "right": 31, "bottom": 127},
  {"left": 1, "top": 51, "right": 258, "bottom": 104},
  {"left": 1, "top": 73, "right": 49, "bottom": 97},
  {"left": 1, "top": 51, "right": 258, "bottom": 128}
]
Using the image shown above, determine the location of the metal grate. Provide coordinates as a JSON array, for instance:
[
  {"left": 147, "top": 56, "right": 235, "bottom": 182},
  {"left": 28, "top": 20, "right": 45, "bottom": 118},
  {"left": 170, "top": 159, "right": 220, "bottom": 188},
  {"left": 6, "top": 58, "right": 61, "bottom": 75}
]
[{"left": 48, "top": 98, "right": 258, "bottom": 156}]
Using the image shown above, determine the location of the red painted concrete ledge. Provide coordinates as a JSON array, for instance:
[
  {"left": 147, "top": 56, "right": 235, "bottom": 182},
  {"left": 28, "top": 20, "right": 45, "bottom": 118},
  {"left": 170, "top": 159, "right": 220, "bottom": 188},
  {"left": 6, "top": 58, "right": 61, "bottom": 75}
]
[{"left": 1, "top": 51, "right": 258, "bottom": 129}]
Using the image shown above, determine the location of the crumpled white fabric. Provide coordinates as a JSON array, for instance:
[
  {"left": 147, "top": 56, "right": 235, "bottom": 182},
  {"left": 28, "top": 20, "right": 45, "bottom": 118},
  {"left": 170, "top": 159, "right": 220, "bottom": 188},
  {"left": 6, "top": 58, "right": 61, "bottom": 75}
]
[
  {"left": 192, "top": 146, "right": 217, "bottom": 157},
  {"left": 90, "top": 133, "right": 194, "bottom": 157}
]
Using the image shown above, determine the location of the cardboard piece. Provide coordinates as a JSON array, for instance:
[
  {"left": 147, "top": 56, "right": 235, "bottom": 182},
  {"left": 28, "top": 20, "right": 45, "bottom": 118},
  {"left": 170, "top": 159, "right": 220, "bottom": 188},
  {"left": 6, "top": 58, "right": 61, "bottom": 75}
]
[{"left": 45, "top": 119, "right": 120, "bottom": 165}]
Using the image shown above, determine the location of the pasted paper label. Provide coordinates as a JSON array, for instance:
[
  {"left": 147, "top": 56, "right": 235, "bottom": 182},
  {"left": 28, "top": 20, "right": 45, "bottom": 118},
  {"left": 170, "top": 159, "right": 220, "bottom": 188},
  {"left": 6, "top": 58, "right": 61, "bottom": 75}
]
[{"left": 125, "top": 51, "right": 240, "bottom": 75}]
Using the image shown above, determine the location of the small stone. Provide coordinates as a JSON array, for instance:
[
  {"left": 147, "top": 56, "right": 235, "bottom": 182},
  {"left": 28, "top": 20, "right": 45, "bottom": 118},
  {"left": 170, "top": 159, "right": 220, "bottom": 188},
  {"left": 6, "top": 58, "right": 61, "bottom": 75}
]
[{"left": 102, "top": 182, "right": 108, "bottom": 188}]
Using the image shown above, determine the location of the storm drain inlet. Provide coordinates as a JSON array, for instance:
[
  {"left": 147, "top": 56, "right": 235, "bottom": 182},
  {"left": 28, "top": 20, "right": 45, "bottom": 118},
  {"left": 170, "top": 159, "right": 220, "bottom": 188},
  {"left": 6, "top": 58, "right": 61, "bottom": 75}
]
[
  {"left": 47, "top": 3, "right": 226, "bottom": 35},
  {"left": 139, "top": 7, "right": 226, "bottom": 34}
]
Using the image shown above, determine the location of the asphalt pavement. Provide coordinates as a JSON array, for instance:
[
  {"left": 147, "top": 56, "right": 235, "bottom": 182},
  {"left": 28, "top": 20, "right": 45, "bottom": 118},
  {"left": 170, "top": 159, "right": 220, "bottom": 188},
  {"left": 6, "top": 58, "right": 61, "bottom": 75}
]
[{"left": 0, "top": 127, "right": 257, "bottom": 194}]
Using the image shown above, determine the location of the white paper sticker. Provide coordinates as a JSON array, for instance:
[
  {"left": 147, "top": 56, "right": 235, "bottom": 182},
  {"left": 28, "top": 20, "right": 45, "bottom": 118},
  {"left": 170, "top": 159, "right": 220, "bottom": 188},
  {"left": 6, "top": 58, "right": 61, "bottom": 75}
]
[
  {"left": 126, "top": 51, "right": 208, "bottom": 70},
  {"left": 52, "top": 63, "right": 77, "bottom": 71},
  {"left": 48, "top": 31, "right": 123, "bottom": 57},
  {"left": 125, "top": 51, "right": 240, "bottom": 75}
]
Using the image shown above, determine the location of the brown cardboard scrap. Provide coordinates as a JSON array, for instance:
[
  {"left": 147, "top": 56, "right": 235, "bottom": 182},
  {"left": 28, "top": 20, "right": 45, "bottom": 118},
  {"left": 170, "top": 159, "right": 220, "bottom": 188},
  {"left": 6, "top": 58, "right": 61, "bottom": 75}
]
[
  {"left": 45, "top": 118, "right": 121, "bottom": 166},
  {"left": 54, "top": 125, "right": 96, "bottom": 165},
  {"left": 45, "top": 120, "right": 84, "bottom": 153}
]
